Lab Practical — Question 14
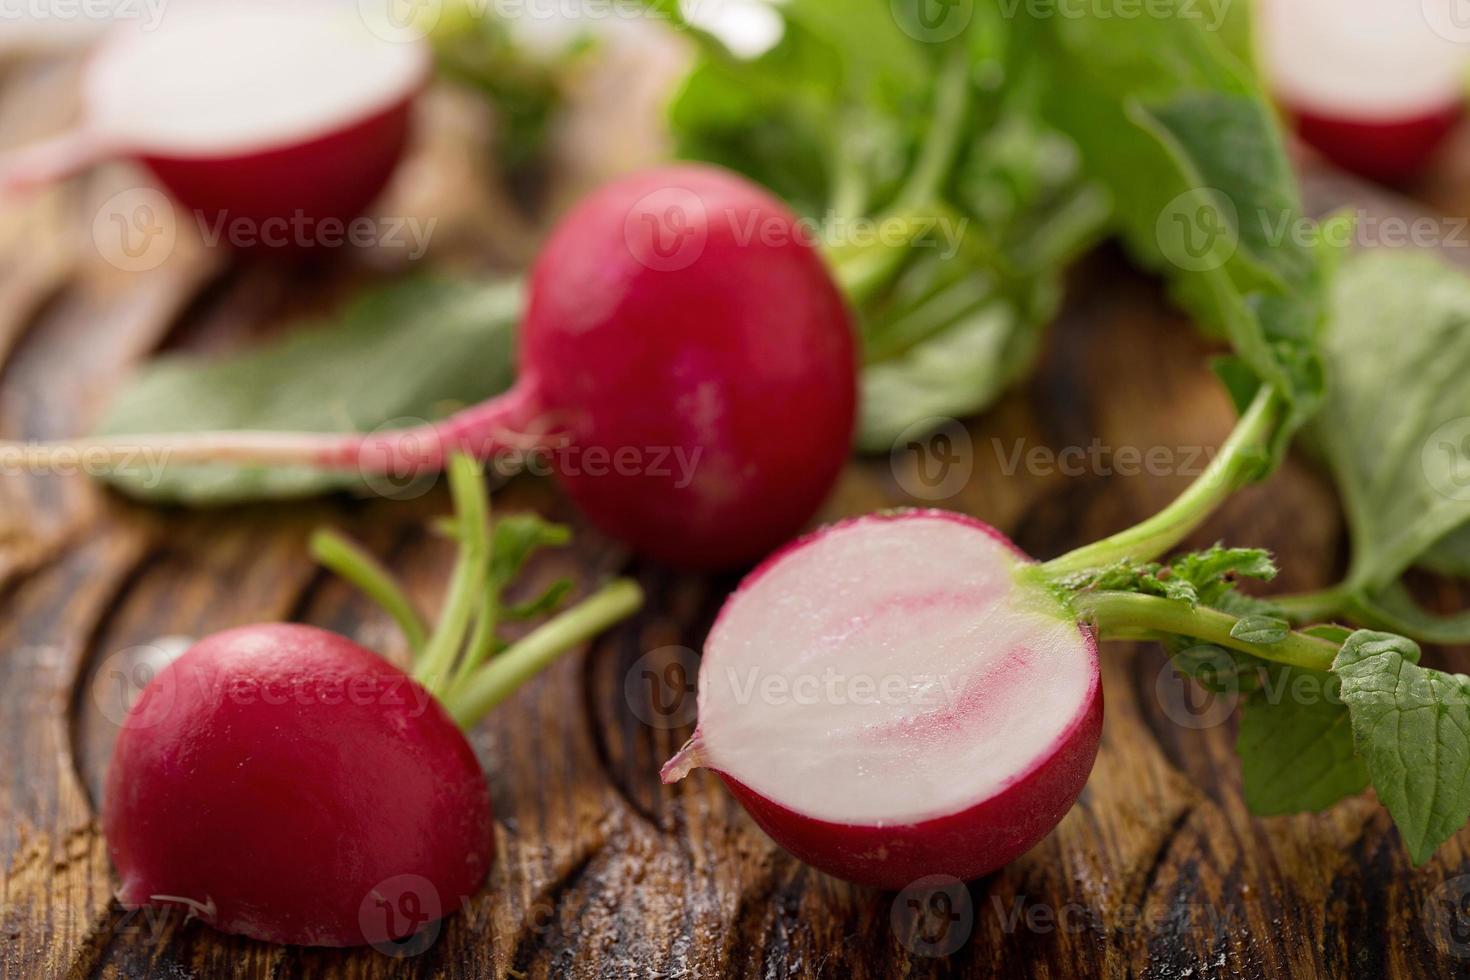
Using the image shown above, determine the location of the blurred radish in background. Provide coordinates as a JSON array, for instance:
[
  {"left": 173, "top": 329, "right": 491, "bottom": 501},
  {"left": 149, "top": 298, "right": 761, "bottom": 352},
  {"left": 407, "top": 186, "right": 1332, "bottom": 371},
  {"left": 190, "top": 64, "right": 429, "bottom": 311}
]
[
  {"left": 0, "top": 4, "right": 429, "bottom": 242},
  {"left": 1259, "top": 0, "right": 1470, "bottom": 183}
]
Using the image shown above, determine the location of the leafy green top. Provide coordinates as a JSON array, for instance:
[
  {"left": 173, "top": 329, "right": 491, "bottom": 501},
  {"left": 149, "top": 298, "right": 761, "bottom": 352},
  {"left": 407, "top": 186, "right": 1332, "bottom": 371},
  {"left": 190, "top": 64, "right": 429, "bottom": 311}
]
[
  {"left": 1051, "top": 543, "right": 1470, "bottom": 865},
  {"left": 658, "top": 0, "right": 1331, "bottom": 456}
]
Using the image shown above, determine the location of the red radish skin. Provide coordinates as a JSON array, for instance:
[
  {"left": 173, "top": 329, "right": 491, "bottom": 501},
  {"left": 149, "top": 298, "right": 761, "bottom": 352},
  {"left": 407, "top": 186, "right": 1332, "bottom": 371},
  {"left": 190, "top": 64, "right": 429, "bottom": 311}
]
[
  {"left": 662, "top": 511, "right": 1102, "bottom": 888},
  {"left": 1287, "top": 102, "right": 1464, "bottom": 186},
  {"left": 0, "top": 7, "right": 427, "bottom": 238},
  {"left": 103, "top": 624, "right": 492, "bottom": 947},
  {"left": 139, "top": 94, "right": 416, "bottom": 238},
  {"left": 514, "top": 165, "right": 857, "bottom": 567},
  {"left": 6, "top": 165, "right": 858, "bottom": 569}
]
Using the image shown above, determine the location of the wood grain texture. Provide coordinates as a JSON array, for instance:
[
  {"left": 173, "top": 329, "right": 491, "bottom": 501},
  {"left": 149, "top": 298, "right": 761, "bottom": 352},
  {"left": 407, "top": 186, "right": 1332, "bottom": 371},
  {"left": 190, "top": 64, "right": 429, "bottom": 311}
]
[{"left": 4, "top": 57, "right": 1470, "bottom": 980}]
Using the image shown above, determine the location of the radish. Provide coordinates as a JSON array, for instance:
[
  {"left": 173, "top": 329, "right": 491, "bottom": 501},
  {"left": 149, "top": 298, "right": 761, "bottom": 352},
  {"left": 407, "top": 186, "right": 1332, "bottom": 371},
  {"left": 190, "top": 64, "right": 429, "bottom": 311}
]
[
  {"left": 1259, "top": 0, "right": 1470, "bottom": 183},
  {"left": 0, "top": 5, "right": 428, "bottom": 235},
  {"left": 659, "top": 391, "right": 1368, "bottom": 886},
  {"left": 6, "top": 165, "right": 858, "bottom": 568},
  {"left": 101, "top": 457, "right": 642, "bottom": 947},
  {"left": 661, "top": 511, "right": 1103, "bottom": 888},
  {"left": 104, "top": 624, "right": 493, "bottom": 948}
]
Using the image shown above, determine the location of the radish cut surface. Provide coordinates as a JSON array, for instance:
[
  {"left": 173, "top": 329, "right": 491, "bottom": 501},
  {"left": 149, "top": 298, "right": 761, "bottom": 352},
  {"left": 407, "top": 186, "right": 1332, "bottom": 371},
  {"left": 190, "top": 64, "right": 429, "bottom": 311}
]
[
  {"left": 667, "top": 511, "right": 1101, "bottom": 885},
  {"left": 1260, "top": 0, "right": 1468, "bottom": 123},
  {"left": 86, "top": 7, "right": 427, "bottom": 157}
]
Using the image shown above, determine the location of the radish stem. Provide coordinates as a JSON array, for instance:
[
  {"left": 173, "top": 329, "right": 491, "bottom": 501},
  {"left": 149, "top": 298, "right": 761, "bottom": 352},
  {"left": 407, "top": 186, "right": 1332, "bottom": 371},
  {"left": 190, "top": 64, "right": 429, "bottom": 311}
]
[
  {"left": 452, "top": 580, "right": 501, "bottom": 694},
  {"left": 824, "top": 45, "right": 971, "bottom": 305},
  {"left": 1074, "top": 590, "right": 1340, "bottom": 672},
  {"left": 446, "top": 578, "right": 644, "bottom": 728},
  {"left": 1041, "top": 386, "right": 1282, "bottom": 576},
  {"left": 894, "top": 46, "right": 971, "bottom": 212},
  {"left": 309, "top": 529, "right": 429, "bottom": 655},
  {"left": 415, "top": 455, "right": 491, "bottom": 694},
  {"left": 0, "top": 382, "right": 549, "bottom": 474}
]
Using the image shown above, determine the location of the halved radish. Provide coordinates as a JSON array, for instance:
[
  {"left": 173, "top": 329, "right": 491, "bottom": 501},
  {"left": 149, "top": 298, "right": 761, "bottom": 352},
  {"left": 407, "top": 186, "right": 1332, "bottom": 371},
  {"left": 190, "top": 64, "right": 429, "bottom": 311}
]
[
  {"left": 0, "top": 5, "right": 428, "bottom": 236},
  {"left": 1259, "top": 0, "right": 1470, "bottom": 183},
  {"left": 662, "top": 511, "right": 1102, "bottom": 888}
]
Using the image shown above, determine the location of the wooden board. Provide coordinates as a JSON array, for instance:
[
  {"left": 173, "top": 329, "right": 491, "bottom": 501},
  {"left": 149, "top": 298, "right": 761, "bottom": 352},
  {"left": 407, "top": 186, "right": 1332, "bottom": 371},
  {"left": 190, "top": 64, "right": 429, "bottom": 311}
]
[{"left": 4, "top": 53, "right": 1470, "bottom": 980}]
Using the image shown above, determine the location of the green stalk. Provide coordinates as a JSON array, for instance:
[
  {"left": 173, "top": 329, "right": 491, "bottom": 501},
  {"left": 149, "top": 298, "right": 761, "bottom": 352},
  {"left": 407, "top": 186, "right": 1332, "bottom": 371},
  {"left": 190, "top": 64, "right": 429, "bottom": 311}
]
[
  {"left": 1072, "top": 591, "right": 1340, "bottom": 673},
  {"left": 831, "top": 207, "right": 948, "bottom": 304},
  {"left": 414, "top": 456, "right": 492, "bottom": 695},
  {"left": 451, "top": 585, "right": 501, "bottom": 694},
  {"left": 1041, "top": 386, "right": 1282, "bottom": 577},
  {"left": 824, "top": 46, "right": 972, "bottom": 305},
  {"left": 1271, "top": 587, "right": 1352, "bottom": 625},
  {"left": 893, "top": 46, "right": 970, "bottom": 211},
  {"left": 446, "top": 578, "right": 644, "bottom": 728},
  {"left": 309, "top": 530, "right": 429, "bottom": 655}
]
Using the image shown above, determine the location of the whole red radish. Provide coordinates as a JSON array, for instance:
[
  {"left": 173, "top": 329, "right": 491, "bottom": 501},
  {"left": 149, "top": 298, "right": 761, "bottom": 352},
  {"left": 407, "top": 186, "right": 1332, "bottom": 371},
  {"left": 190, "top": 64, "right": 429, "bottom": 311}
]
[
  {"left": 1260, "top": 0, "right": 1469, "bottom": 183},
  {"left": 8, "top": 165, "right": 858, "bottom": 568},
  {"left": 662, "top": 511, "right": 1102, "bottom": 888},
  {"left": 104, "top": 625, "right": 490, "bottom": 948},
  {"left": 0, "top": 6, "right": 427, "bottom": 238},
  {"left": 514, "top": 165, "right": 857, "bottom": 567},
  {"left": 101, "top": 460, "right": 643, "bottom": 948}
]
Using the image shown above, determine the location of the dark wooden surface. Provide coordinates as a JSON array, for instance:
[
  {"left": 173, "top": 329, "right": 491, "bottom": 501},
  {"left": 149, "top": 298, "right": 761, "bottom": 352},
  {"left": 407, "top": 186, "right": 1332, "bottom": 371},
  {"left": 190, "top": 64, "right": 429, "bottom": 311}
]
[{"left": 5, "top": 46, "right": 1470, "bottom": 980}]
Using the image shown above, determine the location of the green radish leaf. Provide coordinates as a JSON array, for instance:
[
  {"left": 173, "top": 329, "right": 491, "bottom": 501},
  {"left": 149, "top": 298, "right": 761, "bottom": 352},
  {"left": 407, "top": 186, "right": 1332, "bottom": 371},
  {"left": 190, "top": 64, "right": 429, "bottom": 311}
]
[
  {"left": 1230, "top": 615, "right": 1292, "bottom": 646},
  {"left": 1238, "top": 666, "right": 1368, "bottom": 816},
  {"left": 97, "top": 279, "right": 522, "bottom": 505},
  {"left": 856, "top": 89, "right": 1108, "bottom": 448},
  {"left": 1310, "top": 251, "right": 1470, "bottom": 628},
  {"left": 1032, "top": 5, "right": 1333, "bottom": 462},
  {"left": 1171, "top": 643, "right": 1266, "bottom": 694},
  {"left": 1303, "top": 624, "right": 1354, "bottom": 645},
  {"left": 490, "top": 513, "right": 571, "bottom": 590},
  {"left": 651, "top": 2, "right": 1108, "bottom": 450},
  {"left": 1057, "top": 545, "right": 1277, "bottom": 610},
  {"left": 501, "top": 579, "right": 574, "bottom": 621},
  {"left": 1344, "top": 583, "right": 1470, "bottom": 647},
  {"left": 1333, "top": 630, "right": 1470, "bottom": 865}
]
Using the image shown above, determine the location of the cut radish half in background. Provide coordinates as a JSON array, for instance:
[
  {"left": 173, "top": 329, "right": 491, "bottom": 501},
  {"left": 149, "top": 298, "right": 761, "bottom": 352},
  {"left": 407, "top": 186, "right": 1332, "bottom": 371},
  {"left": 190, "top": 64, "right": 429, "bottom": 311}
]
[
  {"left": 663, "top": 511, "right": 1102, "bottom": 888},
  {"left": 1259, "top": 0, "right": 1470, "bottom": 183},
  {"left": 0, "top": 5, "right": 429, "bottom": 240}
]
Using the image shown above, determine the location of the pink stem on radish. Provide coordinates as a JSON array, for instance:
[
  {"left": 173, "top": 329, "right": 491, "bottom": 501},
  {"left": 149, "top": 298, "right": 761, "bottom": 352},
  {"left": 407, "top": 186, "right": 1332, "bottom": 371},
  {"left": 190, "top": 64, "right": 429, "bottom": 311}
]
[
  {"left": 2, "top": 380, "right": 558, "bottom": 476},
  {"left": 0, "top": 128, "right": 111, "bottom": 195}
]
